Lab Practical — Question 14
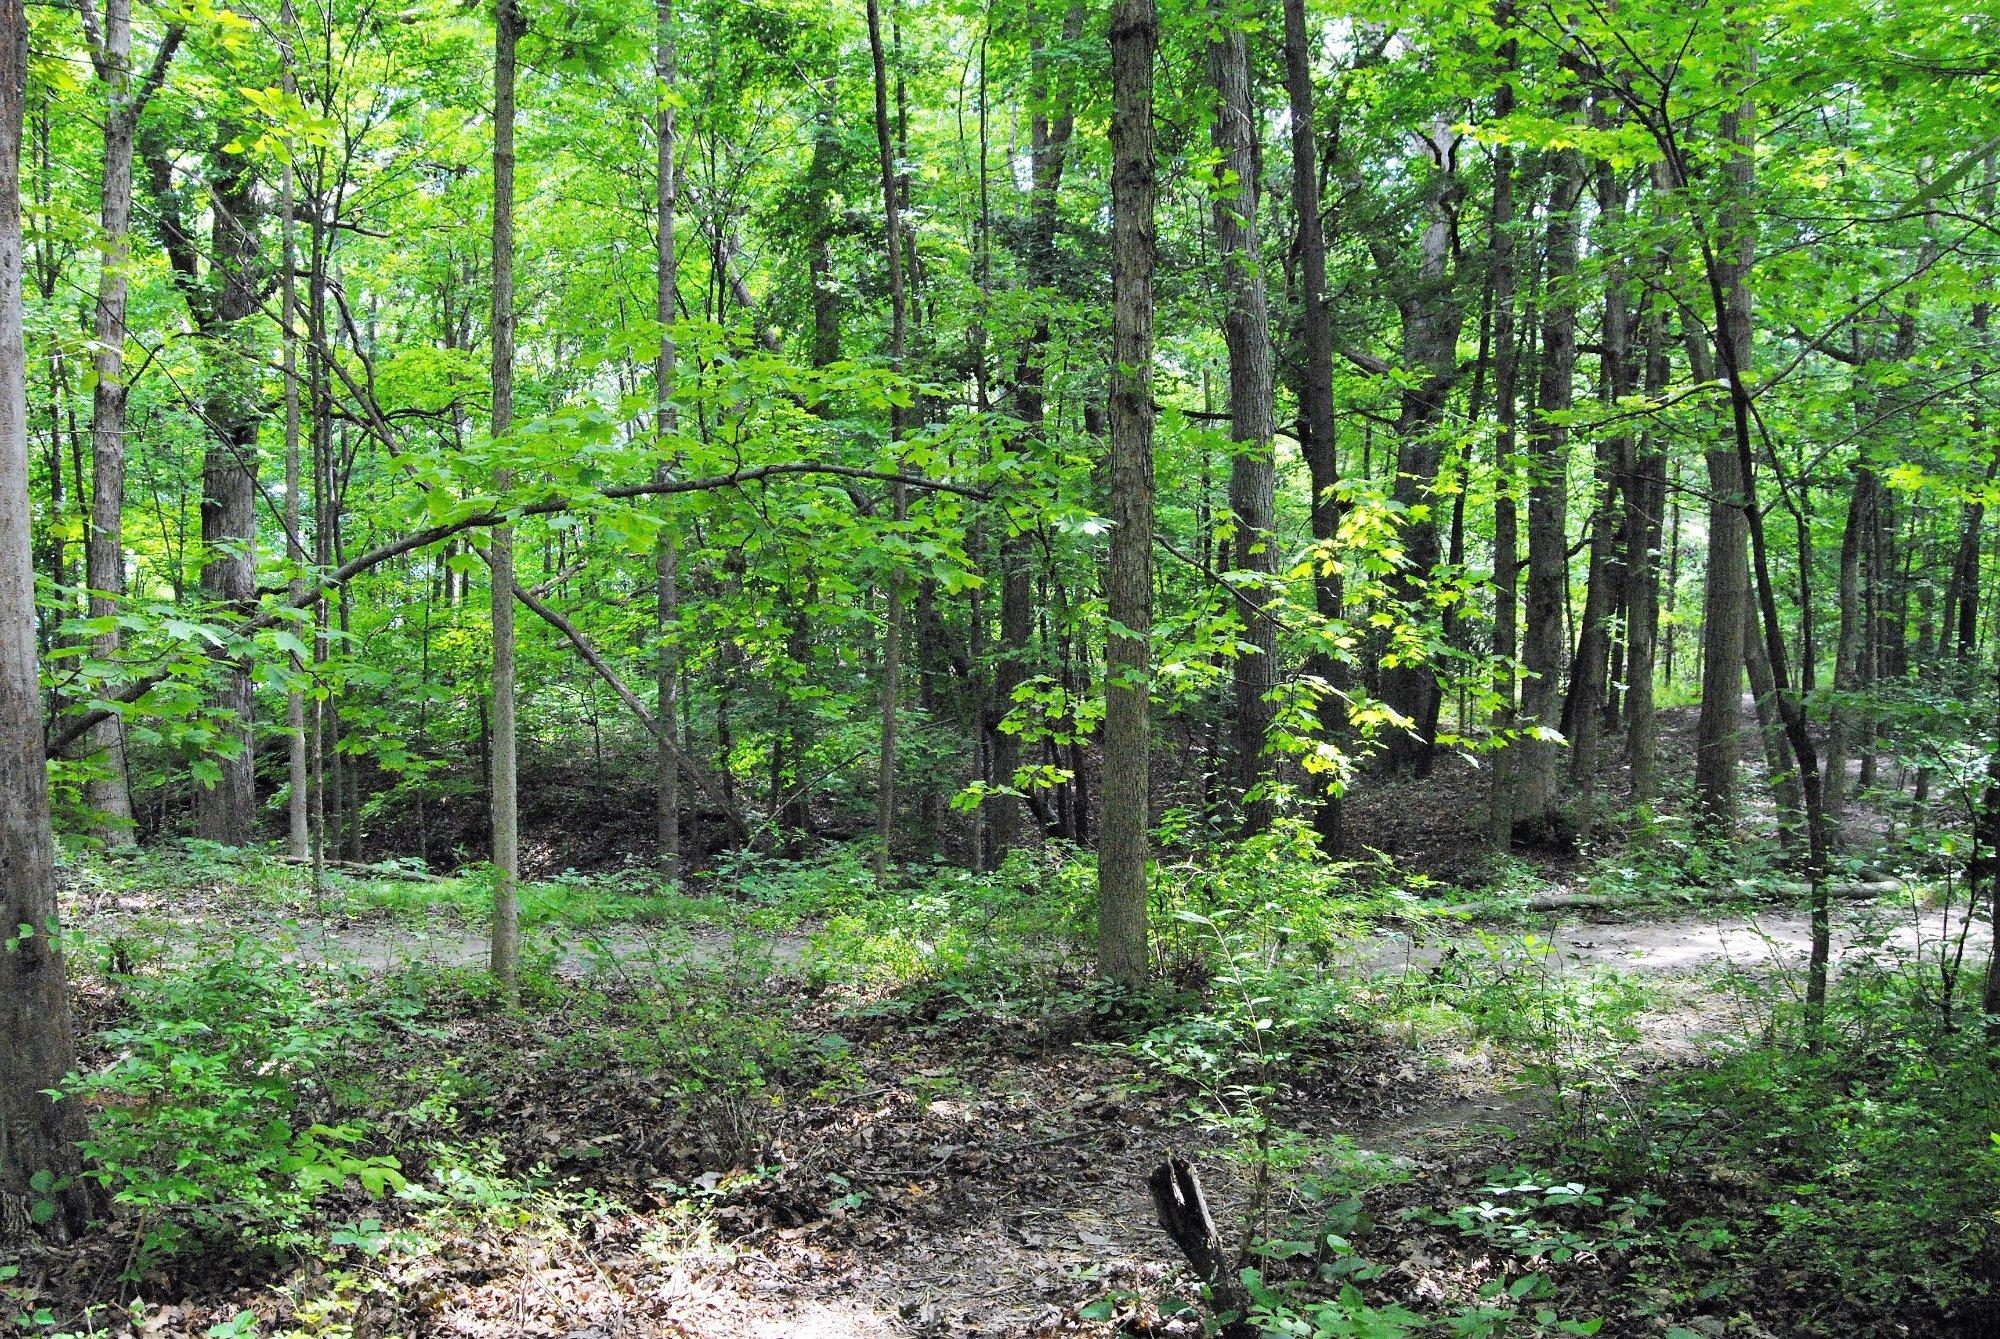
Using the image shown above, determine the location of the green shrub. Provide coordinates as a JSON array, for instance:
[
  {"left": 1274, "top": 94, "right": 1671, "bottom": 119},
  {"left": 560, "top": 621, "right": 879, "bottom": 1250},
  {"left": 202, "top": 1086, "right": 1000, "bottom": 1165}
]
[{"left": 66, "top": 942, "right": 408, "bottom": 1265}]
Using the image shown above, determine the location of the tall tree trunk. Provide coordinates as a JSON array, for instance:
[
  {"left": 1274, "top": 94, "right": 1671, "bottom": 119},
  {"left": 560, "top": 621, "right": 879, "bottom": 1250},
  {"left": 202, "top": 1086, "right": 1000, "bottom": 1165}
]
[
  {"left": 1484, "top": 28, "right": 1523, "bottom": 846},
  {"left": 191, "top": 130, "right": 263, "bottom": 846},
  {"left": 1098, "top": 0, "right": 1155, "bottom": 987},
  {"left": 1623, "top": 293, "right": 1669, "bottom": 803},
  {"left": 1689, "top": 329, "right": 1749, "bottom": 829},
  {"left": 1207, "top": 5, "right": 1277, "bottom": 832},
  {"left": 488, "top": 0, "right": 522, "bottom": 988},
  {"left": 866, "top": 0, "right": 908, "bottom": 886},
  {"left": 278, "top": 3, "right": 308, "bottom": 860},
  {"left": 1823, "top": 465, "right": 1876, "bottom": 818},
  {"left": 1283, "top": 0, "right": 1342, "bottom": 854},
  {"left": 1377, "top": 137, "right": 1465, "bottom": 777},
  {"left": 81, "top": 2, "right": 177, "bottom": 845},
  {"left": 1567, "top": 153, "right": 1630, "bottom": 832},
  {"left": 653, "top": 0, "right": 681, "bottom": 878},
  {"left": 1513, "top": 145, "right": 1585, "bottom": 840},
  {"left": 1692, "top": 55, "right": 1836, "bottom": 1025},
  {"left": 1, "top": 0, "right": 97, "bottom": 1237},
  {"left": 989, "top": 2, "right": 1081, "bottom": 860}
]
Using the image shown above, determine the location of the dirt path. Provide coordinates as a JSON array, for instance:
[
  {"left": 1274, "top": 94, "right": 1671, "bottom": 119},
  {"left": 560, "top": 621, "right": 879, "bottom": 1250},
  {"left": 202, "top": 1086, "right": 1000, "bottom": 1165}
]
[{"left": 293, "top": 898, "right": 1990, "bottom": 990}]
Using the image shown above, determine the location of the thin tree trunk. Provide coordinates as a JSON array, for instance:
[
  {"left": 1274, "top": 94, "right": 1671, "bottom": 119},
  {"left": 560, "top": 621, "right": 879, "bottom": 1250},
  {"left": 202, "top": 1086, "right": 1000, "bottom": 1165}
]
[
  {"left": 1207, "top": 6, "right": 1277, "bottom": 832},
  {"left": 989, "top": 3, "right": 1081, "bottom": 860},
  {"left": 1824, "top": 466, "right": 1876, "bottom": 818},
  {"left": 866, "top": 0, "right": 908, "bottom": 886},
  {"left": 1567, "top": 152, "right": 1630, "bottom": 833},
  {"left": 1283, "top": 0, "right": 1342, "bottom": 854},
  {"left": 1515, "top": 145, "right": 1585, "bottom": 840},
  {"left": 654, "top": 0, "right": 681, "bottom": 877},
  {"left": 1484, "top": 27, "right": 1523, "bottom": 846},
  {"left": 279, "top": 3, "right": 308, "bottom": 860},
  {"left": 81, "top": 1, "right": 178, "bottom": 845},
  {"left": 488, "top": 0, "right": 522, "bottom": 988},
  {"left": 1623, "top": 293, "right": 1669, "bottom": 803},
  {"left": 1098, "top": 0, "right": 1156, "bottom": 987}
]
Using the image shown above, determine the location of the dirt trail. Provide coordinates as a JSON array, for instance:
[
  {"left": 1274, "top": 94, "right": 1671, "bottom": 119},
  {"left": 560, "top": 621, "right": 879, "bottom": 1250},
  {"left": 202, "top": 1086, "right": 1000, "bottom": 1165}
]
[
  {"left": 673, "top": 902, "right": 1995, "bottom": 1337},
  {"left": 298, "top": 898, "right": 1990, "bottom": 989}
]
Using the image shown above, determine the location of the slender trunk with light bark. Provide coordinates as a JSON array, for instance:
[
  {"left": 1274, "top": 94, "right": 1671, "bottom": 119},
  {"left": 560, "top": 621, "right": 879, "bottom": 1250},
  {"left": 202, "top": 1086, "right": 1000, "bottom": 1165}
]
[
  {"left": 488, "top": 0, "right": 522, "bottom": 987},
  {"left": 654, "top": 0, "right": 681, "bottom": 878},
  {"left": 866, "top": 0, "right": 908, "bottom": 886}
]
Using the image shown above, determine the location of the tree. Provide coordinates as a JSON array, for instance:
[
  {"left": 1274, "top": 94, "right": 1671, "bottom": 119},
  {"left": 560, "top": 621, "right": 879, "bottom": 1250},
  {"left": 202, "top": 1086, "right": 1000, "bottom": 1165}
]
[
  {"left": 865, "top": 0, "right": 909, "bottom": 886},
  {"left": 1282, "top": 0, "right": 1341, "bottom": 854},
  {"left": 488, "top": 0, "right": 522, "bottom": 987},
  {"left": 1206, "top": 2, "right": 1276, "bottom": 832},
  {"left": 1097, "top": 0, "right": 1156, "bottom": 987},
  {"left": 1, "top": 0, "right": 95, "bottom": 1239},
  {"left": 654, "top": 0, "right": 681, "bottom": 877},
  {"left": 1513, "top": 144, "right": 1584, "bottom": 840},
  {"left": 75, "top": 0, "right": 178, "bottom": 846}
]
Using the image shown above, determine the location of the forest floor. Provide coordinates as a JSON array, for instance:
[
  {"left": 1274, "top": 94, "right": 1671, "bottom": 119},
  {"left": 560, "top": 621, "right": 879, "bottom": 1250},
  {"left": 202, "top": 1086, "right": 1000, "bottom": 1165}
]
[{"left": 25, "top": 839, "right": 1994, "bottom": 1339}]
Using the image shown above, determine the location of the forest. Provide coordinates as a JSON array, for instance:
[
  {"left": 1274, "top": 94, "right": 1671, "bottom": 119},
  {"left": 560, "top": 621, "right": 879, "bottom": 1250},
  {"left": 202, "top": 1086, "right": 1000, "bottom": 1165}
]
[{"left": 1, "top": 0, "right": 1998, "bottom": 1330}]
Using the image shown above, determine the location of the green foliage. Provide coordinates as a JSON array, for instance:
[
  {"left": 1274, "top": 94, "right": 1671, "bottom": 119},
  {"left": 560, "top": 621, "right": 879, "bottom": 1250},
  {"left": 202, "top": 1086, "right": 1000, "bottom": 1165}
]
[
  {"left": 1569, "top": 966, "right": 2000, "bottom": 1330},
  {"left": 65, "top": 943, "right": 409, "bottom": 1265}
]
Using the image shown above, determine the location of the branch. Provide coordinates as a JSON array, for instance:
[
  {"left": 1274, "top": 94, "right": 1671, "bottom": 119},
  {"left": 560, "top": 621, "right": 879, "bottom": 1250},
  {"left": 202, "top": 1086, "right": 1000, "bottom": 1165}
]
[
  {"left": 499, "top": 565, "right": 750, "bottom": 842},
  {"left": 44, "top": 463, "right": 986, "bottom": 759}
]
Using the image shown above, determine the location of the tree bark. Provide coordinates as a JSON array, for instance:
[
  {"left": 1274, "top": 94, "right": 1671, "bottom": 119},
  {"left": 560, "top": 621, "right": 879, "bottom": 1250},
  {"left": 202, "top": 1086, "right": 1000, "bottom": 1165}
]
[
  {"left": 654, "top": 0, "right": 681, "bottom": 878},
  {"left": 79, "top": 0, "right": 176, "bottom": 846},
  {"left": 989, "top": 2, "right": 1081, "bottom": 861},
  {"left": 1483, "top": 26, "right": 1523, "bottom": 846},
  {"left": 1098, "top": 0, "right": 1155, "bottom": 987},
  {"left": 1514, "top": 145, "right": 1585, "bottom": 840},
  {"left": 1622, "top": 293, "right": 1669, "bottom": 803},
  {"left": 866, "top": 0, "right": 909, "bottom": 887},
  {"left": 278, "top": 4, "right": 308, "bottom": 861},
  {"left": 1, "top": 1, "right": 98, "bottom": 1238},
  {"left": 488, "top": 0, "right": 522, "bottom": 988},
  {"left": 1207, "top": 6, "right": 1277, "bottom": 833},
  {"left": 1566, "top": 152, "right": 1631, "bottom": 833},
  {"left": 1283, "top": 0, "right": 1342, "bottom": 854}
]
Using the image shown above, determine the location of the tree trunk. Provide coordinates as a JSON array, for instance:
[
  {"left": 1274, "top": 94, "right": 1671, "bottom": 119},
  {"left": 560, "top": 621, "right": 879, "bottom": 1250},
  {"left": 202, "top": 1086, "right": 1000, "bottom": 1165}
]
[
  {"left": 1514, "top": 145, "right": 1585, "bottom": 841},
  {"left": 989, "top": 3, "right": 1080, "bottom": 861},
  {"left": 1484, "top": 29, "right": 1523, "bottom": 846},
  {"left": 1098, "top": 0, "right": 1156, "bottom": 987},
  {"left": 1689, "top": 329, "right": 1749, "bottom": 829},
  {"left": 0, "top": 3, "right": 98, "bottom": 1237},
  {"left": 1622, "top": 293, "right": 1669, "bottom": 803},
  {"left": 191, "top": 129, "right": 263, "bottom": 846},
  {"left": 1207, "top": 6, "right": 1277, "bottom": 832},
  {"left": 488, "top": 0, "right": 522, "bottom": 988},
  {"left": 1566, "top": 152, "right": 1630, "bottom": 833},
  {"left": 866, "top": 0, "right": 908, "bottom": 887},
  {"left": 1377, "top": 138, "right": 1465, "bottom": 777},
  {"left": 82, "top": 3, "right": 176, "bottom": 846},
  {"left": 278, "top": 5, "right": 308, "bottom": 860},
  {"left": 654, "top": 0, "right": 681, "bottom": 878},
  {"left": 1283, "top": 0, "right": 1342, "bottom": 854},
  {"left": 1823, "top": 465, "right": 1876, "bottom": 818}
]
